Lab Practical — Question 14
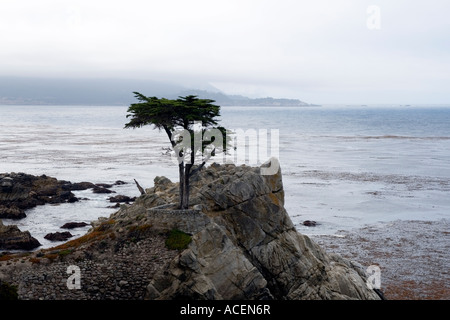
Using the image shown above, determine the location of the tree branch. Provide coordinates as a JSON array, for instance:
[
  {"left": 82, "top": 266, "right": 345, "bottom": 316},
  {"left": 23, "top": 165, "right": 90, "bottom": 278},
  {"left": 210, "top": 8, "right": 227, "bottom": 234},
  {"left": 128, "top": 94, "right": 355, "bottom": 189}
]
[
  {"left": 134, "top": 179, "right": 146, "bottom": 195},
  {"left": 163, "top": 125, "right": 176, "bottom": 148},
  {"left": 189, "top": 162, "right": 205, "bottom": 178},
  {"left": 189, "top": 148, "right": 215, "bottom": 178}
]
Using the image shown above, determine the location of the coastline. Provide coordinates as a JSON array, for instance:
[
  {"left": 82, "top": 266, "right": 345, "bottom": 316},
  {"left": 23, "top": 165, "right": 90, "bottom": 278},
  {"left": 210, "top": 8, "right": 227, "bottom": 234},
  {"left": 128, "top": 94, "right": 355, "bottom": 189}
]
[
  {"left": 1, "top": 162, "right": 382, "bottom": 300},
  {"left": 1, "top": 171, "right": 449, "bottom": 299}
]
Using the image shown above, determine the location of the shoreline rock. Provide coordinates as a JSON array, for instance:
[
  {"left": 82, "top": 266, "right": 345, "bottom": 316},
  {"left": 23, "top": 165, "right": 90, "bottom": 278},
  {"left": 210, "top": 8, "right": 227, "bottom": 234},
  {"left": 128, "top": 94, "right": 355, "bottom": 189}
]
[
  {"left": 44, "top": 231, "right": 73, "bottom": 242},
  {"left": 0, "top": 173, "right": 131, "bottom": 221},
  {"left": 61, "top": 222, "right": 89, "bottom": 229},
  {"left": 0, "top": 220, "right": 41, "bottom": 250},
  {"left": 0, "top": 173, "right": 79, "bottom": 220},
  {"left": 109, "top": 195, "right": 136, "bottom": 203},
  {"left": 0, "top": 173, "right": 130, "bottom": 252},
  {"left": 302, "top": 220, "right": 317, "bottom": 227},
  {"left": 92, "top": 186, "right": 115, "bottom": 194},
  {"left": 0, "top": 205, "right": 26, "bottom": 220}
]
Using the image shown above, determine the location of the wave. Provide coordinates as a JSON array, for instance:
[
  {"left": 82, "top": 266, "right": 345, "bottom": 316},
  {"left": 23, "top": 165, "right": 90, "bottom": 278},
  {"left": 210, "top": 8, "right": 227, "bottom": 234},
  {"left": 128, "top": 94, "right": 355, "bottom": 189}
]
[{"left": 290, "top": 170, "right": 450, "bottom": 192}]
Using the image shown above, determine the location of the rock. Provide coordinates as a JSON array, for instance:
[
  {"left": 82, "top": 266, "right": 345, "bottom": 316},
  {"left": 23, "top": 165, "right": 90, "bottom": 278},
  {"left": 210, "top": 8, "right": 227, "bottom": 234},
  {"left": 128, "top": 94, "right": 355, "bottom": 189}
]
[
  {"left": 303, "top": 220, "right": 317, "bottom": 227},
  {"left": 153, "top": 176, "right": 173, "bottom": 193},
  {"left": 68, "top": 182, "right": 96, "bottom": 191},
  {"left": 133, "top": 159, "right": 381, "bottom": 300},
  {"left": 109, "top": 195, "right": 135, "bottom": 203},
  {"left": 0, "top": 220, "right": 41, "bottom": 250},
  {"left": 149, "top": 223, "right": 270, "bottom": 299},
  {"left": 69, "top": 181, "right": 124, "bottom": 193},
  {"left": 119, "top": 280, "right": 128, "bottom": 286},
  {"left": 58, "top": 191, "right": 79, "bottom": 203},
  {"left": 92, "top": 186, "right": 115, "bottom": 194},
  {"left": 0, "top": 205, "right": 26, "bottom": 219},
  {"left": 0, "top": 173, "right": 79, "bottom": 220},
  {"left": 44, "top": 232, "right": 73, "bottom": 241},
  {"left": 0, "top": 177, "right": 14, "bottom": 192},
  {"left": 60, "top": 222, "right": 89, "bottom": 229}
]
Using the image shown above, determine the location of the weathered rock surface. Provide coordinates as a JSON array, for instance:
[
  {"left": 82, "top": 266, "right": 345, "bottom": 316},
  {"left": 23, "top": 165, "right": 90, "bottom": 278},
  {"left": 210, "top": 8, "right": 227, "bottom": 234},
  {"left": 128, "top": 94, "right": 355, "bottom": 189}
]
[
  {"left": 61, "top": 222, "right": 89, "bottom": 229},
  {"left": 0, "top": 173, "right": 79, "bottom": 219},
  {"left": 44, "top": 231, "right": 73, "bottom": 241},
  {"left": 0, "top": 220, "right": 41, "bottom": 250},
  {"left": 114, "top": 158, "right": 381, "bottom": 300},
  {"left": 0, "top": 173, "right": 130, "bottom": 222},
  {"left": 0, "top": 205, "right": 26, "bottom": 220},
  {"left": 109, "top": 195, "right": 136, "bottom": 203},
  {"left": 92, "top": 186, "right": 115, "bottom": 194},
  {"left": 303, "top": 220, "right": 317, "bottom": 227}
]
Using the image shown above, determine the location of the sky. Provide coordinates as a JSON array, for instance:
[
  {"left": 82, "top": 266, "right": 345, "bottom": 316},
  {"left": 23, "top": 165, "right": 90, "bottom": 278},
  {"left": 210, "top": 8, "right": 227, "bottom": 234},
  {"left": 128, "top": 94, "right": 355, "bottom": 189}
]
[{"left": 0, "top": 0, "right": 449, "bottom": 104}]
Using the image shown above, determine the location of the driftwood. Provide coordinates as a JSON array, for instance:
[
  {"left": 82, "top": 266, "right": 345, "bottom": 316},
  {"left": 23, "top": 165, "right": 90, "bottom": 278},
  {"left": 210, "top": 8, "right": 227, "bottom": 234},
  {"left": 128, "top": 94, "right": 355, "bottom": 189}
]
[{"left": 134, "top": 179, "right": 146, "bottom": 195}]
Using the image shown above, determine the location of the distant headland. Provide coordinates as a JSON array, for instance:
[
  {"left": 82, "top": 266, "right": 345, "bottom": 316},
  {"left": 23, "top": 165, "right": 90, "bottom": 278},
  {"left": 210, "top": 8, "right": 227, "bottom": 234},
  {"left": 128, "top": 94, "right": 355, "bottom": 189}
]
[
  {"left": 0, "top": 77, "right": 317, "bottom": 106},
  {"left": 176, "top": 89, "right": 318, "bottom": 107}
]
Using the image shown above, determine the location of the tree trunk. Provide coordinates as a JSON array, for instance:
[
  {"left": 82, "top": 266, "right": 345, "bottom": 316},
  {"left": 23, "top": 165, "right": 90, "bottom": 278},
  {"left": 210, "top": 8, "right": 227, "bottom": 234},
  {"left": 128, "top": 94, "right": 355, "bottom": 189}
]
[
  {"left": 179, "top": 163, "right": 185, "bottom": 209},
  {"left": 182, "top": 173, "right": 190, "bottom": 210},
  {"left": 182, "top": 164, "right": 192, "bottom": 210},
  {"left": 181, "top": 135, "right": 195, "bottom": 210}
]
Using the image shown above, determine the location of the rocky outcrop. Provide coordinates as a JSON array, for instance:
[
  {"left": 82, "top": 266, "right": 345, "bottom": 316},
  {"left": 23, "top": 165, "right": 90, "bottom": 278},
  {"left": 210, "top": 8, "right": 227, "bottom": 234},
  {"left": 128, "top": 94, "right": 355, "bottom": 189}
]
[
  {"left": 61, "top": 222, "right": 89, "bottom": 229},
  {"left": 44, "top": 231, "right": 73, "bottom": 241},
  {"left": 113, "top": 159, "right": 381, "bottom": 300},
  {"left": 0, "top": 220, "right": 41, "bottom": 250},
  {"left": 0, "top": 173, "right": 78, "bottom": 219},
  {"left": 109, "top": 195, "right": 136, "bottom": 203},
  {"left": 0, "top": 173, "right": 131, "bottom": 222},
  {"left": 0, "top": 205, "right": 26, "bottom": 220}
]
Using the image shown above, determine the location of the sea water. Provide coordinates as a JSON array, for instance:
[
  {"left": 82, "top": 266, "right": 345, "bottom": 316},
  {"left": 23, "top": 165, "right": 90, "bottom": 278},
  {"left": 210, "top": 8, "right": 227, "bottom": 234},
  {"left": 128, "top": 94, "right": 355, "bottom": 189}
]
[{"left": 1, "top": 104, "right": 449, "bottom": 248}]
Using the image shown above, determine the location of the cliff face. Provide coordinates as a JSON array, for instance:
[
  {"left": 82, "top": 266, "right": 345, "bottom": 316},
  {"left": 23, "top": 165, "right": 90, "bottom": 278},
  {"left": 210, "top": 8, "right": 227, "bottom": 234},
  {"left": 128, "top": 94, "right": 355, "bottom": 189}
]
[{"left": 113, "top": 159, "right": 380, "bottom": 300}]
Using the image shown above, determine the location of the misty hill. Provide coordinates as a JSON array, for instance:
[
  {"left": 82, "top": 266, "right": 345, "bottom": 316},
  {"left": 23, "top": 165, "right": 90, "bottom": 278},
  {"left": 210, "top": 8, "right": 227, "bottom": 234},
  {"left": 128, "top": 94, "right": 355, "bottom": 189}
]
[
  {"left": 0, "top": 77, "right": 185, "bottom": 106},
  {"left": 177, "top": 89, "right": 312, "bottom": 106},
  {"left": 0, "top": 77, "right": 313, "bottom": 106}
]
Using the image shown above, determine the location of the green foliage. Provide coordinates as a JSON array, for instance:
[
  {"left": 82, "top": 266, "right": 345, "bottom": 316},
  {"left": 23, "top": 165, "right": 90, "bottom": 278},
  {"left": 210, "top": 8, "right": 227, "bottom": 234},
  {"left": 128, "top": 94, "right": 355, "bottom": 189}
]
[
  {"left": 58, "top": 249, "right": 73, "bottom": 257},
  {"left": 125, "top": 93, "right": 220, "bottom": 130},
  {"left": 125, "top": 92, "right": 230, "bottom": 209},
  {"left": 124, "top": 93, "right": 179, "bottom": 131},
  {"left": 165, "top": 229, "right": 192, "bottom": 250},
  {"left": 0, "top": 281, "right": 18, "bottom": 300},
  {"left": 125, "top": 93, "right": 229, "bottom": 151}
]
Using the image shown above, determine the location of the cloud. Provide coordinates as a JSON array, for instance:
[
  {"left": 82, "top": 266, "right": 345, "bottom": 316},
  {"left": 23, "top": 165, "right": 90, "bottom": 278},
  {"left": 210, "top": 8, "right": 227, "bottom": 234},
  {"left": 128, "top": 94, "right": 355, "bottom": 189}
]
[{"left": 0, "top": 0, "right": 449, "bottom": 103}]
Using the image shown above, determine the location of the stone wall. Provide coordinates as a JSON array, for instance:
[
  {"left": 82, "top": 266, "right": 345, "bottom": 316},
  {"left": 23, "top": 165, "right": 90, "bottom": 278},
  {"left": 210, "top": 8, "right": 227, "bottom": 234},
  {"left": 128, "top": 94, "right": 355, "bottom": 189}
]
[{"left": 146, "top": 208, "right": 210, "bottom": 235}]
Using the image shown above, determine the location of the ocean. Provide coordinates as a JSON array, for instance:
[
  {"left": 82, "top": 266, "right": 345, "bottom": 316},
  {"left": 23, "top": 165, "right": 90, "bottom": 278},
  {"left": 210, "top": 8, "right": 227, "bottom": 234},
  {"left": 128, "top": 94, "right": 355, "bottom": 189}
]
[{"left": 1, "top": 104, "right": 450, "bottom": 248}]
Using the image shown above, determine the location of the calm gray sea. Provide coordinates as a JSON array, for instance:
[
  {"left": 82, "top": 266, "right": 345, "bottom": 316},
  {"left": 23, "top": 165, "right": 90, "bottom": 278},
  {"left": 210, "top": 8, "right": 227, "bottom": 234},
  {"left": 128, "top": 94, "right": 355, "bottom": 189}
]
[{"left": 1, "top": 104, "right": 449, "bottom": 248}]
